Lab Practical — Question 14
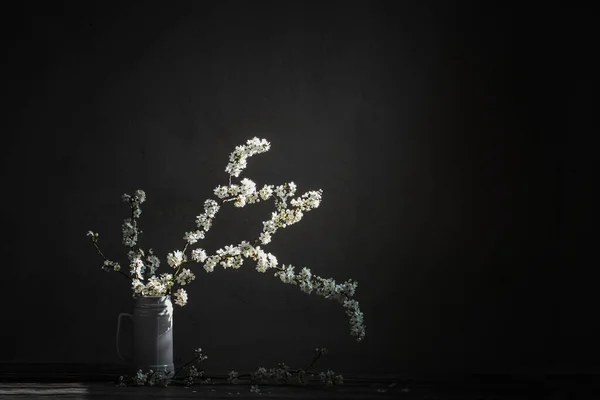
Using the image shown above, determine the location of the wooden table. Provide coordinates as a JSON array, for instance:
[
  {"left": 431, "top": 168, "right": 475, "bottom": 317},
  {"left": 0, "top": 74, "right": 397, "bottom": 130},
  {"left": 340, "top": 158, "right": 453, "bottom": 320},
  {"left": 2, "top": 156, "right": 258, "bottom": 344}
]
[{"left": 0, "top": 364, "right": 595, "bottom": 399}]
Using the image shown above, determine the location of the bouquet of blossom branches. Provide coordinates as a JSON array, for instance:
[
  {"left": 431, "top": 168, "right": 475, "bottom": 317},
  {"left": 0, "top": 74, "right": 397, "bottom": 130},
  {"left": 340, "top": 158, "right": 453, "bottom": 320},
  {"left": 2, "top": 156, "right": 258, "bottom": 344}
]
[{"left": 87, "top": 137, "right": 365, "bottom": 341}]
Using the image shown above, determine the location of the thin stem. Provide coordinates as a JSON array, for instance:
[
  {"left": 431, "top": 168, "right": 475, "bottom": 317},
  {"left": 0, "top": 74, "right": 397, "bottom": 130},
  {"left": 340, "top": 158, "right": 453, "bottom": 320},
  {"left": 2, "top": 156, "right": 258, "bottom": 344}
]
[
  {"left": 117, "top": 270, "right": 132, "bottom": 281},
  {"left": 304, "top": 353, "right": 323, "bottom": 373},
  {"left": 173, "top": 356, "right": 202, "bottom": 378},
  {"left": 90, "top": 239, "right": 132, "bottom": 281}
]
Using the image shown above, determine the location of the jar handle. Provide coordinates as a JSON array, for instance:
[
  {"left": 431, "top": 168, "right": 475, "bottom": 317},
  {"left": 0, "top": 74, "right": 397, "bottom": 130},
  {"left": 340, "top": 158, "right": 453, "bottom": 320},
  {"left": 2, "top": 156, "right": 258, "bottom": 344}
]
[{"left": 116, "top": 313, "right": 133, "bottom": 362}]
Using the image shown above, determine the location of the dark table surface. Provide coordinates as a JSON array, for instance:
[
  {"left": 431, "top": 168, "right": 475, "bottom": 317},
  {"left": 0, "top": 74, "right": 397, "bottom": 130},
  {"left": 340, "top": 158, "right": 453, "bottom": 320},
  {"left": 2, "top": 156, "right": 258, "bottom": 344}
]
[{"left": 0, "top": 364, "right": 598, "bottom": 399}]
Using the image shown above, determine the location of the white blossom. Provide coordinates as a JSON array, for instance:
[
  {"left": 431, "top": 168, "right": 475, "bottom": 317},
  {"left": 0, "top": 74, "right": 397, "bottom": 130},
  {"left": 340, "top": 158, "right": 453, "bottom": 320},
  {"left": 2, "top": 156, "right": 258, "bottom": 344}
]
[
  {"left": 195, "top": 214, "right": 212, "bottom": 232},
  {"left": 274, "top": 184, "right": 286, "bottom": 199},
  {"left": 214, "top": 246, "right": 244, "bottom": 269},
  {"left": 134, "top": 189, "right": 146, "bottom": 203},
  {"left": 290, "top": 189, "right": 323, "bottom": 211},
  {"left": 128, "top": 250, "right": 145, "bottom": 279},
  {"left": 259, "top": 185, "right": 274, "bottom": 200},
  {"left": 122, "top": 190, "right": 146, "bottom": 220},
  {"left": 239, "top": 178, "right": 257, "bottom": 196},
  {"left": 174, "top": 288, "right": 188, "bottom": 306},
  {"left": 274, "top": 265, "right": 296, "bottom": 284},
  {"left": 167, "top": 250, "right": 186, "bottom": 268},
  {"left": 191, "top": 248, "right": 207, "bottom": 263},
  {"left": 298, "top": 276, "right": 314, "bottom": 294},
  {"left": 142, "top": 276, "right": 167, "bottom": 296},
  {"left": 234, "top": 195, "right": 246, "bottom": 208},
  {"left": 214, "top": 185, "right": 229, "bottom": 199},
  {"left": 132, "top": 279, "right": 145, "bottom": 296},
  {"left": 228, "top": 184, "right": 240, "bottom": 196},
  {"left": 133, "top": 369, "right": 148, "bottom": 386},
  {"left": 259, "top": 231, "right": 271, "bottom": 245},
  {"left": 86, "top": 231, "right": 99, "bottom": 242},
  {"left": 175, "top": 268, "right": 196, "bottom": 286},
  {"left": 320, "top": 370, "right": 343, "bottom": 386},
  {"left": 231, "top": 256, "right": 244, "bottom": 269},
  {"left": 250, "top": 385, "right": 261, "bottom": 394},
  {"left": 225, "top": 137, "right": 270, "bottom": 177},
  {"left": 238, "top": 241, "right": 254, "bottom": 258},
  {"left": 316, "top": 278, "right": 337, "bottom": 299},
  {"left": 184, "top": 230, "right": 205, "bottom": 244},
  {"left": 159, "top": 273, "right": 174, "bottom": 291},
  {"left": 262, "top": 218, "right": 277, "bottom": 233},
  {"left": 227, "top": 370, "right": 239, "bottom": 384},
  {"left": 217, "top": 245, "right": 241, "bottom": 257},
  {"left": 220, "top": 254, "right": 243, "bottom": 269},
  {"left": 343, "top": 299, "right": 366, "bottom": 341},
  {"left": 102, "top": 260, "right": 120, "bottom": 272},
  {"left": 254, "top": 248, "right": 277, "bottom": 273},
  {"left": 203, "top": 255, "right": 219, "bottom": 273},
  {"left": 146, "top": 249, "right": 160, "bottom": 276},
  {"left": 122, "top": 218, "right": 138, "bottom": 247},
  {"left": 204, "top": 199, "right": 220, "bottom": 217}
]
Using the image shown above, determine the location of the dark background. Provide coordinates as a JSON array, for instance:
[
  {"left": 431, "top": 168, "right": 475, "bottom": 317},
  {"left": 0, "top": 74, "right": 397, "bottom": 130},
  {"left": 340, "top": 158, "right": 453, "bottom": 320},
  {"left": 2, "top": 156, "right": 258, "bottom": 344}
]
[{"left": 0, "top": 1, "right": 594, "bottom": 378}]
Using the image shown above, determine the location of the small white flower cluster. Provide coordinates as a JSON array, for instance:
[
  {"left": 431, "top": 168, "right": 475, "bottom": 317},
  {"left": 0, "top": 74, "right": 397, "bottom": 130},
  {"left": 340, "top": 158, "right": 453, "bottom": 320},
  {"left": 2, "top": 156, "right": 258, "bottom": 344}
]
[
  {"left": 185, "top": 199, "right": 220, "bottom": 245},
  {"left": 251, "top": 363, "right": 314, "bottom": 386},
  {"left": 227, "top": 370, "right": 239, "bottom": 384},
  {"left": 253, "top": 247, "right": 278, "bottom": 273},
  {"left": 250, "top": 384, "right": 261, "bottom": 394},
  {"left": 224, "top": 137, "right": 271, "bottom": 177},
  {"left": 215, "top": 245, "right": 244, "bottom": 270},
  {"left": 273, "top": 363, "right": 292, "bottom": 383},
  {"left": 132, "top": 273, "right": 174, "bottom": 297},
  {"left": 343, "top": 299, "right": 365, "bottom": 340},
  {"left": 167, "top": 250, "right": 186, "bottom": 269},
  {"left": 122, "top": 190, "right": 146, "bottom": 217},
  {"left": 175, "top": 268, "right": 196, "bottom": 286},
  {"left": 86, "top": 231, "right": 99, "bottom": 243},
  {"left": 214, "top": 178, "right": 272, "bottom": 208},
  {"left": 191, "top": 248, "right": 207, "bottom": 263},
  {"left": 128, "top": 249, "right": 145, "bottom": 280},
  {"left": 251, "top": 367, "right": 269, "bottom": 383},
  {"left": 146, "top": 370, "right": 170, "bottom": 388},
  {"left": 102, "top": 260, "right": 121, "bottom": 272},
  {"left": 314, "top": 347, "right": 328, "bottom": 356},
  {"left": 121, "top": 218, "right": 138, "bottom": 248},
  {"left": 183, "top": 365, "right": 202, "bottom": 387},
  {"left": 273, "top": 182, "right": 297, "bottom": 210},
  {"left": 146, "top": 249, "right": 160, "bottom": 276},
  {"left": 121, "top": 190, "right": 146, "bottom": 247},
  {"left": 174, "top": 287, "right": 188, "bottom": 306},
  {"left": 133, "top": 369, "right": 148, "bottom": 386},
  {"left": 319, "top": 370, "right": 343, "bottom": 386},
  {"left": 132, "top": 369, "right": 170, "bottom": 387},
  {"left": 199, "top": 241, "right": 279, "bottom": 274},
  {"left": 193, "top": 347, "right": 209, "bottom": 362},
  {"left": 289, "top": 189, "right": 323, "bottom": 211}
]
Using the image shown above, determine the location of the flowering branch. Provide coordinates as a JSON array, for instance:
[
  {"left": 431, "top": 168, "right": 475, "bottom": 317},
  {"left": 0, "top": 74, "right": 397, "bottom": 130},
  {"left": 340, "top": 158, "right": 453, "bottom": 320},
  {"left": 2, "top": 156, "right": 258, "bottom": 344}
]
[
  {"left": 173, "top": 347, "right": 208, "bottom": 381},
  {"left": 86, "top": 231, "right": 131, "bottom": 281},
  {"left": 87, "top": 137, "right": 365, "bottom": 341},
  {"left": 115, "top": 347, "right": 343, "bottom": 389}
]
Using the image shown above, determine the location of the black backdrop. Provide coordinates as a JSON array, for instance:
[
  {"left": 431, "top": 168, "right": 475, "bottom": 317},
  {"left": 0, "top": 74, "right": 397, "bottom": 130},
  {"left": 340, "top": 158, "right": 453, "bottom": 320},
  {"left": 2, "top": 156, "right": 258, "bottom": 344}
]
[{"left": 1, "top": 1, "right": 594, "bottom": 378}]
